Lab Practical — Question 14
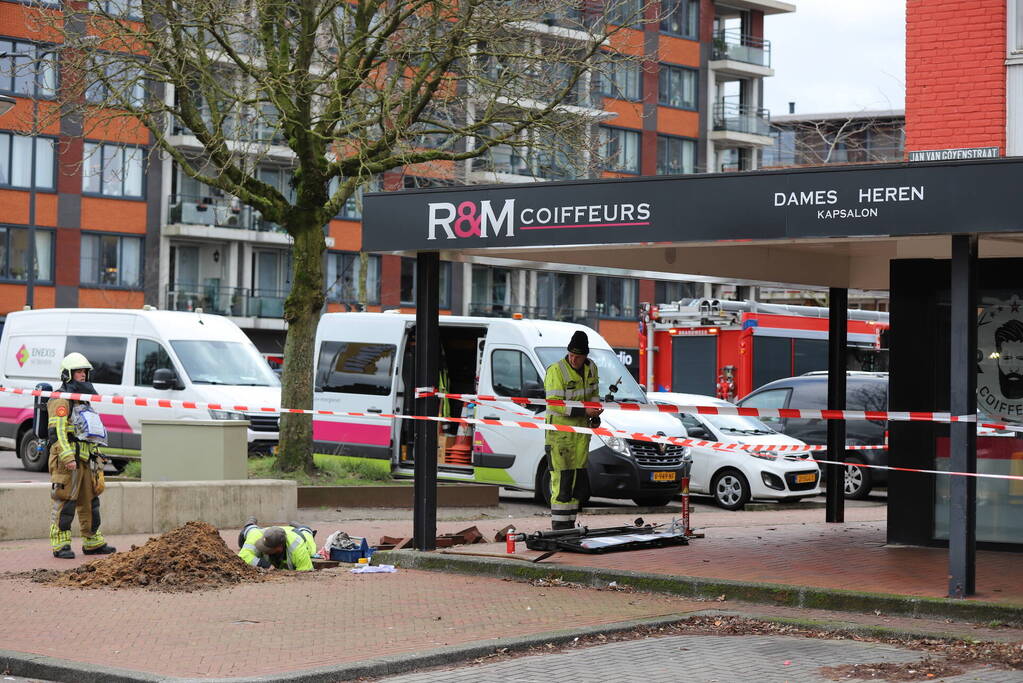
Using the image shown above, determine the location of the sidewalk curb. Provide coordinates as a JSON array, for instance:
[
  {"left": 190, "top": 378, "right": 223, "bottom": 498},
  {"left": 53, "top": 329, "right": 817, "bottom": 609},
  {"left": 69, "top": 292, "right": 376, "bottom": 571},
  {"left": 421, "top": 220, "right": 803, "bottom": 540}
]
[
  {"left": 0, "top": 614, "right": 694, "bottom": 683},
  {"left": 376, "top": 549, "right": 1023, "bottom": 627}
]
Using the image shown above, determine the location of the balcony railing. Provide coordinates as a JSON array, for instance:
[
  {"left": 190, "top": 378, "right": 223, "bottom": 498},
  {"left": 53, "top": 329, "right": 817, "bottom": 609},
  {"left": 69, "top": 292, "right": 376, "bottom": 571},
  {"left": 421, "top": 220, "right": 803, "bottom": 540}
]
[
  {"left": 471, "top": 146, "right": 577, "bottom": 180},
  {"left": 712, "top": 29, "right": 771, "bottom": 67},
  {"left": 167, "top": 194, "right": 286, "bottom": 233},
  {"left": 166, "top": 283, "right": 288, "bottom": 319},
  {"left": 468, "top": 302, "right": 597, "bottom": 327},
  {"left": 713, "top": 99, "right": 772, "bottom": 137}
]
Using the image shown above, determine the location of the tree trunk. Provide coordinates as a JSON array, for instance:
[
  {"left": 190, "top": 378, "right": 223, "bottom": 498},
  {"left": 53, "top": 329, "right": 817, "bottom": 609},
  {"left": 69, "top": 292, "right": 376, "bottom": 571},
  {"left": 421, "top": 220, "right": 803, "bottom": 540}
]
[{"left": 276, "top": 217, "right": 326, "bottom": 474}]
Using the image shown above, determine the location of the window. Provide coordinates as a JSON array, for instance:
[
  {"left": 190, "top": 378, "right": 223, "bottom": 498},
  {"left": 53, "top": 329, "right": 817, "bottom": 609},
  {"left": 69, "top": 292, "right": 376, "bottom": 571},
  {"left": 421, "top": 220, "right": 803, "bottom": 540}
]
[
  {"left": 80, "top": 233, "right": 143, "bottom": 288},
  {"left": 655, "top": 280, "right": 696, "bottom": 304},
  {"left": 0, "top": 226, "right": 53, "bottom": 282},
  {"left": 678, "top": 413, "right": 712, "bottom": 440},
  {"left": 738, "top": 388, "right": 790, "bottom": 423},
  {"left": 91, "top": 0, "right": 142, "bottom": 18},
  {"left": 658, "top": 64, "right": 697, "bottom": 109},
  {"left": 65, "top": 335, "right": 127, "bottom": 385},
  {"left": 0, "top": 134, "right": 55, "bottom": 190},
  {"left": 598, "top": 57, "right": 641, "bottom": 100},
  {"left": 82, "top": 142, "right": 144, "bottom": 197},
  {"left": 400, "top": 257, "right": 452, "bottom": 309},
  {"left": 599, "top": 127, "right": 640, "bottom": 174},
  {"left": 326, "top": 251, "right": 380, "bottom": 304},
  {"left": 135, "top": 339, "right": 173, "bottom": 386},
  {"left": 0, "top": 40, "right": 57, "bottom": 98},
  {"left": 660, "top": 0, "right": 699, "bottom": 38},
  {"left": 315, "top": 341, "right": 396, "bottom": 395},
  {"left": 656, "top": 135, "right": 695, "bottom": 175},
  {"left": 1016, "top": 0, "right": 1023, "bottom": 52},
  {"left": 595, "top": 276, "right": 636, "bottom": 319},
  {"left": 328, "top": 175, "right": 380, "bottom": 219},
  {"left": 606, "top": 0, "right": 643, "bottom": 28},
  {"left": 86, "top": 55, "right": 146, "bottom": 108},
  {"left": 470, "top": 264, "right": 511, "bottom": 314},
  {"left": 491, "top": 349, "right": 542, "bottom": 397}
]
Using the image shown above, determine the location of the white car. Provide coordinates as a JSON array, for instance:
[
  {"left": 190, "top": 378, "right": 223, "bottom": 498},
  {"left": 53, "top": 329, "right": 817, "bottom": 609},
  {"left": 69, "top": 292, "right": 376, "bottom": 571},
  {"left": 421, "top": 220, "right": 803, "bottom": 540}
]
[{"left": 652, "top": 392, "right": 822, "bottom": 510}]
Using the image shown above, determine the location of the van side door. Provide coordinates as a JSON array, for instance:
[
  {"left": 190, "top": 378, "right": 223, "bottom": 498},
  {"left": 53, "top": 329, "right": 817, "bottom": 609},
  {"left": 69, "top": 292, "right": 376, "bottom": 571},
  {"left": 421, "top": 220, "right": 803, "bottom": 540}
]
[
  {"left": 312, "top": 318, "right": 407, "bottom": 465},
  {"left": 474, "top": 344, "right": 544, "bottom": 490},
  {"left": 128, "top": 338, "right": 187, "bottom": 453},
  {"left": 63, "top": 335, "right": 128, "bottom": 450}
]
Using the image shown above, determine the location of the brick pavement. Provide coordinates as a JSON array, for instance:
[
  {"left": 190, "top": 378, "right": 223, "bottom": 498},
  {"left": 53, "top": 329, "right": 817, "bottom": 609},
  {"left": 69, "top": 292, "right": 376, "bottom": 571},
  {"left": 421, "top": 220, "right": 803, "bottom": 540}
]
[
  {"left": 0, "top": 504, "right": 1021, "bottom": 679},
  {"left": 378, "top": 634, "right": 1023, "bottom": 683}
]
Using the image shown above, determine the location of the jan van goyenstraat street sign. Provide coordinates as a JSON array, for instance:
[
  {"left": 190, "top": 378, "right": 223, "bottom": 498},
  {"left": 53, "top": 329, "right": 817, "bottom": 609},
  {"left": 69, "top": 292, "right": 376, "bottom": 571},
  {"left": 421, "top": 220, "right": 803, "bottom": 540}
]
[{"left": 361, "top": 158, "right": 1023, "bottom": 252}]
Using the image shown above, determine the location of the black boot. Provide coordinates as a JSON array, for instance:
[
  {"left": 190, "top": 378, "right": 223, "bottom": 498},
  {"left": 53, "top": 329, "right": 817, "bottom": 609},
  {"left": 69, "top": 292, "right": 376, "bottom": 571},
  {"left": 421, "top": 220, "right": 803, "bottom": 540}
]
[
  {"left": 551, "top": 520, "right": 575, "bottom": 531},
  {"left": 53, "top": 545, "right": 75, "bottom": 559},
  {"left": 83, "top": 544, "right": 116, "bottom": 555}
]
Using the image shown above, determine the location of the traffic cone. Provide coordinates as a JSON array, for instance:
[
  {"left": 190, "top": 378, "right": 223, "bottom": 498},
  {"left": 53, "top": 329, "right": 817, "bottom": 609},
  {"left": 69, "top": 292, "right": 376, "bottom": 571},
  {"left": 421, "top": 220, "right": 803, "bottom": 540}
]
[{"left": 445, "top": 404, "right": 474, "bottom": 466}]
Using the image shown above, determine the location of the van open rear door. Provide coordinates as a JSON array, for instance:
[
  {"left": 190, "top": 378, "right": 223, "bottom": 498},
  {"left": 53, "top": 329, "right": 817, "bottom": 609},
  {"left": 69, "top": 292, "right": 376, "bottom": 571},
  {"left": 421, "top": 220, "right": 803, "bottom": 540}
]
[{"left": 312, "top": 316, "right": 408, "bottom": 467}]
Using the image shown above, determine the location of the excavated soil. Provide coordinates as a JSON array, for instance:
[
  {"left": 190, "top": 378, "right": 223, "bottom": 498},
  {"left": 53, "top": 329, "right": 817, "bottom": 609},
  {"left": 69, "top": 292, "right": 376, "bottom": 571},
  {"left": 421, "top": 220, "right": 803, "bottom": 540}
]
[{"left": 39, "top": 521, "right": 272, "bottom": 592}]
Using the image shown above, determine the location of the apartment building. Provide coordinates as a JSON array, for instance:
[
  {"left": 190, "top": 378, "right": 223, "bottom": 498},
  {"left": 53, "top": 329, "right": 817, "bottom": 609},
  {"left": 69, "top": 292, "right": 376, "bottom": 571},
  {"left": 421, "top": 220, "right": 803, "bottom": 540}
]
[{"left": 0, "top": 0, "right": 794, "bottom": 375}]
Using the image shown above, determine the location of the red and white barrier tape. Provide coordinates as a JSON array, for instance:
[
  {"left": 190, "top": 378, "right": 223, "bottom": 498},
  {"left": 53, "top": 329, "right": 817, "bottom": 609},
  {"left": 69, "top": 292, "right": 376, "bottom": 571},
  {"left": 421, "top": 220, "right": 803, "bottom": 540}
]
[
  {"left": 4, "top": 386, "right": 1021, "bottom": 482},
  {"left": 414, "top": 388, "right": 969, "bottom": 424}
]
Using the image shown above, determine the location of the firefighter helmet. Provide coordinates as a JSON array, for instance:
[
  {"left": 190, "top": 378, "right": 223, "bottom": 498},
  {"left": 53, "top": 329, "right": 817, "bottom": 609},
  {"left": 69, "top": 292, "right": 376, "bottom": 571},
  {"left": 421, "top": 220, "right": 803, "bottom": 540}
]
[{"left": 60, "top": 352, "right": 93, "bottom": 383}]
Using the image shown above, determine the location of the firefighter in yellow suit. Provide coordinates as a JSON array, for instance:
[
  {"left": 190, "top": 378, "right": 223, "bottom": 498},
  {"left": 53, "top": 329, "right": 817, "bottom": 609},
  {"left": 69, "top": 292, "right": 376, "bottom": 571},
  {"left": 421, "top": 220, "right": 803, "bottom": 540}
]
[
  {"left": 544, "top": 330, "right": 602, "bottom": 530},
  {"left": 48, "top": 353, "right": 116, "bottom": 559}
]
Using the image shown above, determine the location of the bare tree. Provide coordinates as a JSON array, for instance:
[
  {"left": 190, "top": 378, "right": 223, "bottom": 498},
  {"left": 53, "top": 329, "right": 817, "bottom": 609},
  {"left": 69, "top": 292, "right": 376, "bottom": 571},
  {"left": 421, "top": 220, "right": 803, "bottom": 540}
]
[{"left": 33, "top": 0, "right": 645, "bottom": 472}]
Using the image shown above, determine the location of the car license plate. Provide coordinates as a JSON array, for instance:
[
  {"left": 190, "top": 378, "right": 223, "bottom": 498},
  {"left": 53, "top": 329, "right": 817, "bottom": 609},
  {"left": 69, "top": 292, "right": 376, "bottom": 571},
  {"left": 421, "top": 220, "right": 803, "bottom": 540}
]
[
  {"left": 796, "top": 473, "right": 816, "bottom": 484},
  {"left": 652, "top": 471, "right": 676, "bottom": 482}
]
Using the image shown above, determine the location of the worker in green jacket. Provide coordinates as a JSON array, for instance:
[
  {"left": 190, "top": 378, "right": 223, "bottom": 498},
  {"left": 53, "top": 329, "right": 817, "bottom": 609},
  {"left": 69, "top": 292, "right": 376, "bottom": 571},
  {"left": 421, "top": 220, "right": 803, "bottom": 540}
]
[
  {"left": 544, "top": 330, "right": 602, "bottom": 530},
  {"left": 237, "top": 517, "right": 318, "bottom": 571}
]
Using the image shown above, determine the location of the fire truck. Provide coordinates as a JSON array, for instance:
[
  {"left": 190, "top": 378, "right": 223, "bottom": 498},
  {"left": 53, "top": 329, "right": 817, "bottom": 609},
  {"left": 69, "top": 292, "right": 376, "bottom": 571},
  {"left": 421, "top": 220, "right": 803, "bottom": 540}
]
[{"left": 638, "top": 299, "right": 889, "bottom": 400}]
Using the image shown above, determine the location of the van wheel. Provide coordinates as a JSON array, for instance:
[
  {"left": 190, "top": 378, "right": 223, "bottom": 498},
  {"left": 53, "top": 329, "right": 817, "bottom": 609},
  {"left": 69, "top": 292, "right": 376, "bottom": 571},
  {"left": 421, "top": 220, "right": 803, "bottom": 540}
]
[
  {"left": 533, "top": 462, "right": 590, "bottom": 508},
  {"left": 534, "top": 463, "right": 551, "bottom": 506},
  {"left": 844, "top": 457, "right": 872, "bottom": 499},
  {"left": 19, "top": 430, "right": 48, "bottom": 472},
  {"left": 711, "top": 469, "right": 750, "bottom": 511}
]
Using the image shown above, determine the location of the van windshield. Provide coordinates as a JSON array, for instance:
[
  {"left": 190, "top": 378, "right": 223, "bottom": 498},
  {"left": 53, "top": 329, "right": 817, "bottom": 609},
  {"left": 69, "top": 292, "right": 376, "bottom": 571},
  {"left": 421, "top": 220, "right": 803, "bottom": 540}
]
[
  {"left": 170, "top": 341, "right": 280, "bottom": 386},
  {"left": 535, "top": 347, "right": 647, "bottom": 403}
]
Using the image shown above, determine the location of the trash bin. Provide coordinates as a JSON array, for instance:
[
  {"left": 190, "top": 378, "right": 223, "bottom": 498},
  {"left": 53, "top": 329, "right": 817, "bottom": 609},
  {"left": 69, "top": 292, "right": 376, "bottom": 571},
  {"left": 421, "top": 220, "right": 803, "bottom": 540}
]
[{"left": 141, "top": 419, "right": 249, "bottom": 481}]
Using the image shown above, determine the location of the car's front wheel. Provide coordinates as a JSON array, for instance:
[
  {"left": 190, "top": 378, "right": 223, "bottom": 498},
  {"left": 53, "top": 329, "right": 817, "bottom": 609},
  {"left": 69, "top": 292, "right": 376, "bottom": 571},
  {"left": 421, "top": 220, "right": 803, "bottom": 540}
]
[
  {"left": 712, "top": 469, "right": 750, "bottom": 510},
  {"left": 844, "top": 457, "right": 873, "bottom": 499}
]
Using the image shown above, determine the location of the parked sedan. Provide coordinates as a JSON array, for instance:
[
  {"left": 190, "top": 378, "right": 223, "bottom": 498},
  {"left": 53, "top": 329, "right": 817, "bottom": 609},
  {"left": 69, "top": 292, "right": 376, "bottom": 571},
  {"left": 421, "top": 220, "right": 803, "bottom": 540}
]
[{"left": 653, "top": 392, "right": 822, "bottom": 510}]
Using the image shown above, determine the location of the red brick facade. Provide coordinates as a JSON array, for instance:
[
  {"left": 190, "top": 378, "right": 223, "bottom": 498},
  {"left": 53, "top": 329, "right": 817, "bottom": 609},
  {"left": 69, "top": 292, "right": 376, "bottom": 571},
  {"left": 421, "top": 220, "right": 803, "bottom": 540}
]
[{"left": 905, "top": 0, "right": 1007, "bottom": 153}]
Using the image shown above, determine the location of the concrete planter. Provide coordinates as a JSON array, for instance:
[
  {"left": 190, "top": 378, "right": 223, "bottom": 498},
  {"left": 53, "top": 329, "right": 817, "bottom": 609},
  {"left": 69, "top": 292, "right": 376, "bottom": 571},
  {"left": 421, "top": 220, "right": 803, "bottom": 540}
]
[{"left": 298, "top": 483, "right": 499, "bottom": 508}]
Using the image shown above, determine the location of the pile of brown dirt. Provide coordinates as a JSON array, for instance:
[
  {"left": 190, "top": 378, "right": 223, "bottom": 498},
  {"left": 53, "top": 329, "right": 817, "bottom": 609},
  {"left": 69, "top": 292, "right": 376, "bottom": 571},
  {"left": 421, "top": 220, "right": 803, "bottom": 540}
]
[{"left": 45, "top": 521, "right": 271, "bottom": 592}]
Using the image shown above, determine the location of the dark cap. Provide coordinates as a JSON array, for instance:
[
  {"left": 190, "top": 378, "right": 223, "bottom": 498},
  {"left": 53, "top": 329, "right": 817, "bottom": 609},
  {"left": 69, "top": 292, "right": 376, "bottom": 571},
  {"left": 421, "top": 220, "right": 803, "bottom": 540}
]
[
  {"left": 567, "top": 330, "right": 590, "bottom": 355},
  {"left": 255, "top": 527, "right": 286, "bottom": 554}
]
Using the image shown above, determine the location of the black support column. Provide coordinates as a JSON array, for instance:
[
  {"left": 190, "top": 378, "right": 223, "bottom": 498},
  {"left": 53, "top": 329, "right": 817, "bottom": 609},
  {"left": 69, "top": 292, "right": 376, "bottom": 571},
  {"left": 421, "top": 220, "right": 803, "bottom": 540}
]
[
  {"left": 826, "top": 287, "right": 848, "bottom": 523},
  {"left": 948, "top": 235, "right": 977, "bottom": 598},
  {"left": 413, "top": 251, "right": 440, "bottom": 551}
]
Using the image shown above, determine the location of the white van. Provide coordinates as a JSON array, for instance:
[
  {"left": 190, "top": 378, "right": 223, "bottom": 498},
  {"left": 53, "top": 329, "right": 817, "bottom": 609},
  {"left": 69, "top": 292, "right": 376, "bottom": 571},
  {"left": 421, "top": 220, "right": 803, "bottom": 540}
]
[
  {"left": 313, "top": 312, "right": 689, "bottom": 506},
  {"left": 0, "top": 308, "right": 280, "bottom": 471}
]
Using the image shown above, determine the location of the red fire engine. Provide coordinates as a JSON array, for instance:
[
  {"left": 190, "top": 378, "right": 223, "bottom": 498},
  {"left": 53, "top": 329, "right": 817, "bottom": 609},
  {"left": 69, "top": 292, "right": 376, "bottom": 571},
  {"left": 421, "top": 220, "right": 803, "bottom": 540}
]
[{"left": 638, "top": 299, "right": 889, "bottom": 400}]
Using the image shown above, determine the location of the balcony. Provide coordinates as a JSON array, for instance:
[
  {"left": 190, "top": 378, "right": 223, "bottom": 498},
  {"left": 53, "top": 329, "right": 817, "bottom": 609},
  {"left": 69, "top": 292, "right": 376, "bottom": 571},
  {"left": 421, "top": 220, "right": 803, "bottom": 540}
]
[
  {"left": 711, "top": 100, "right": 773, "bottom": 147},
  {"left": 469, "top": 144, "right": 578, "bottom": 183},
  {"left": 167, "top": 194, "right": 287, "bottom": 234},
  {"left": 468, "top": 303, "right": 597, "bottom": 328},
  {"left": 710, "top": 30, "right": 773, "bottom": 78},
  {"left": 166, "top": 283, "right": 288, "bottom": 319}
]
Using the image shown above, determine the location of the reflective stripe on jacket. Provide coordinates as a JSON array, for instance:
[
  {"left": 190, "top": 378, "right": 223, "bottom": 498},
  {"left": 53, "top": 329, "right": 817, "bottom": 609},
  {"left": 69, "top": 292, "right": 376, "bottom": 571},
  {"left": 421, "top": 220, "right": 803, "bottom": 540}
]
[
  {"left": 238, "top": 525, "right": 316, "bottom": 571},
  {"left": 47, "top": 398, "right": 91, "bottom": 463},
  {"left": 544, "top": 357, "right": 599, "bottom": 427}
]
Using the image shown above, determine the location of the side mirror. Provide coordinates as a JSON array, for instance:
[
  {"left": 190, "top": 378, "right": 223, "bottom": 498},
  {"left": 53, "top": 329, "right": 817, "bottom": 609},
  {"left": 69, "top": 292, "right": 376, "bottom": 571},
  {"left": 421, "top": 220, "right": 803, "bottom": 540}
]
[{"left": 152, "top": 368, "right": 180, "bottom": 390}]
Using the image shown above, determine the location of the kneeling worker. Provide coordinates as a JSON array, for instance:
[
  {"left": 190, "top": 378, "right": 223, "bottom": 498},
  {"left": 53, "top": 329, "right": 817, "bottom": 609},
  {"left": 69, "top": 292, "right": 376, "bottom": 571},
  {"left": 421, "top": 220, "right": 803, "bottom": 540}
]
[{"left": 237, "top": 517, "right": 317, "bottom": 571}]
